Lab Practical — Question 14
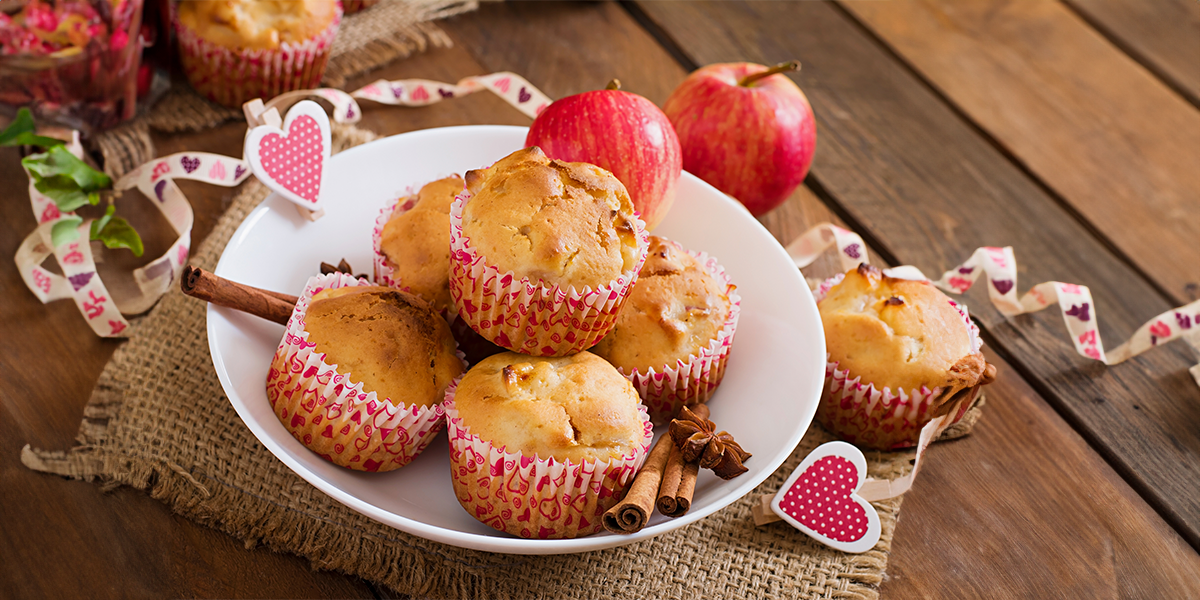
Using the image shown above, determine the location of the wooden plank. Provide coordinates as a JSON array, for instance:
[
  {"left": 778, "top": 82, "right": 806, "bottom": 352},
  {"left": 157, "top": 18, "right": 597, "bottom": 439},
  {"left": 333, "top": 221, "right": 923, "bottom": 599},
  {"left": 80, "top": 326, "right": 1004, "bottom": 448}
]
[
  {"left": 841, "top": 0, "right": 1200, "bottom": 304},
  {"left": 633, "top": 0, "right": 1200, "bottom": 548},
  {"left": 0, "top": 140, "right": 375, "bottom": 598},
  {"left": 883, "top": 349, "right": 1200, "bottom": 598},
  {"left": 1066, "top": 0, "right": 1200, "bottom": 108},
  {"left": 769, "top": 189, "right": 1200, "bottom": 597}
]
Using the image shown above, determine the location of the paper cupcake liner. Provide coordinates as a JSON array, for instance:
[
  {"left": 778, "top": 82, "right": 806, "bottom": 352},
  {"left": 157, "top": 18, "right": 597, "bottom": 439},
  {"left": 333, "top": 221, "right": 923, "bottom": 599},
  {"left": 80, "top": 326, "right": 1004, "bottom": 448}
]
[
  {"left": 265, "top": 272, "right": 456, "bottom": 472},
  {"left": 622, "top": 250, "right": 742, "bottom": 425},
  {"left": 448, "top": 189, "right": 650, "bottom": 357},
  {"left": 175, "top": 5, "right": 342, "bottom": 108},
  {"left": 815, "top": 275, "right": 984, "bottom": 450},
  {"left": 444, "top": 380, "right": 654, "bottom": 539}
]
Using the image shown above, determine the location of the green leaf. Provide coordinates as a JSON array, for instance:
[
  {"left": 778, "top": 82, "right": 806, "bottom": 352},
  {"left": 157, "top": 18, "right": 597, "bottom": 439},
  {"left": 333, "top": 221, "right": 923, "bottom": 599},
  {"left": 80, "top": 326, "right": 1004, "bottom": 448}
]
[
  {"left": 32, "top": 172, "right": 102, "bottom": 211},
  {"left": 51, "top": 216, "right": 84, "bottom": 248},
  {"left": 0, "top": 108, "right": 65, "bottom": 148},
  {"left": 91, "top": 215, "right": 144, "bottom": 257},
  {"left": 90, "top": 205, "right": 117, "bottom": 239},
  {"left": 22, "top": 145, "right": 111, "bottom": 191},
  {"left": 32, "top": 173, "right": 93, "bottom": 211}
]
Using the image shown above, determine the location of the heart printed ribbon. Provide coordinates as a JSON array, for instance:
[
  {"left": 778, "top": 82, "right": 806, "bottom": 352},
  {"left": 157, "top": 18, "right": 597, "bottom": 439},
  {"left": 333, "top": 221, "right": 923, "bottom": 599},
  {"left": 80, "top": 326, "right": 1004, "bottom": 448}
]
[
  {"left": 787, "top": 223, "right": 1200, "bottom": 387},
  {"left": 14, "top": 142, "right": 251, "bottom": 337},
  {"left": 351, "top": 72, "right": 552, "bottom": 119}
]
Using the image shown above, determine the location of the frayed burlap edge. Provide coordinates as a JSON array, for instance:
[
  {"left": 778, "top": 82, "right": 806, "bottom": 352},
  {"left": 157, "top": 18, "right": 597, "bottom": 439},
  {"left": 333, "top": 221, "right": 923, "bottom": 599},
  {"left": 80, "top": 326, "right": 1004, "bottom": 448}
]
[{"left": 21, "top": 122, "right": 981, "bottom": 600}]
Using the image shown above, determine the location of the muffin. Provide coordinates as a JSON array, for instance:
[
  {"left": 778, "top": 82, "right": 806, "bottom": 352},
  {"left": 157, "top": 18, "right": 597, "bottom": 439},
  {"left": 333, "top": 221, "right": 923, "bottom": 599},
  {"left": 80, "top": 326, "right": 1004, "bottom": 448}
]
[
  {"left": 449, "top": 146, "right": 649, "bottom": 356},
  {"left": 816, "top": 264, "right": 994, "bottom": 450},
  {"left": 373, "top": 175, "right": 464, "bottom": 316},
  {"left": 445, "top": 351, "right": 653, "bottom": 539},
  {"left": 175, "top": 0, "right": 341, "bottom": 107},
  {"left": 266, "top": 272, "right": 464, "bottom": 472},
  {"left": 591, "top": 236, "right": 740, "bottom": 424}
]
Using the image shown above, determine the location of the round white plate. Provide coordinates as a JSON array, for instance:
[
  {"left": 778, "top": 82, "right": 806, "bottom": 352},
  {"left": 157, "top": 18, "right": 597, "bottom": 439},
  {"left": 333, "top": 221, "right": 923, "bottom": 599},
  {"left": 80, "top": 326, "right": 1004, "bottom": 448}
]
[{"left": 209, "top": 125, "right": 825, "bottom": 554}]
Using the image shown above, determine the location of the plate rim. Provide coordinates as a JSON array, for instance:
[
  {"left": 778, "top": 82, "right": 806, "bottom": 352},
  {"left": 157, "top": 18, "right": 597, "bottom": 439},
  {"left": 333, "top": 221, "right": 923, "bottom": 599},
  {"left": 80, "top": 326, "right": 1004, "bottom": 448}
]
[{"left": 208, "top": 124, "right": 825, "bottom": 554}]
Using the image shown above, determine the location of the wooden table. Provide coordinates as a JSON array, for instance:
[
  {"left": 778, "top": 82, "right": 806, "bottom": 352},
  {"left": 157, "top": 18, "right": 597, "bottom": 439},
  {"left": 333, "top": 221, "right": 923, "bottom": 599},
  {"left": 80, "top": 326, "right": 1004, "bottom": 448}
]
[{"left": 3, "top": 1, "right": 1199, "bottom": 597}]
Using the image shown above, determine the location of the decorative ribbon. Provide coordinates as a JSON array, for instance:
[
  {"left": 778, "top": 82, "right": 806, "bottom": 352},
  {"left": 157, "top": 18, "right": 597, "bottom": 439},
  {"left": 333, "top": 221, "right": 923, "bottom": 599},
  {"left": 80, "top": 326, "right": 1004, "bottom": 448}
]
[
  {"left": 788, "top": 223, "right": 1200, "bottom": 387},
  {"left": 14, "top": 148, "right": 250, "bottom": 337}
]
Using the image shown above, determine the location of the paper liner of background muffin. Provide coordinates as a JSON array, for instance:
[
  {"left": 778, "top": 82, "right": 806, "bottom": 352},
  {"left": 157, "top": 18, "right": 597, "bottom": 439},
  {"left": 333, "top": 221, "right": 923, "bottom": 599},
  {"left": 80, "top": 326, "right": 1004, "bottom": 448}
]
[
  {"left": 443, "top": 379, "right": 654, "bottom": 539},
  {"left": 619, "top": 248, "right": 742, "bottom": 425},
  {"left": 175, "top": 4, "right": 343, "bottom": 108},
  {"left": 266, "top": 272, "right": 464, "bottom": 472},
  {"left": 812, "top": 272, "right": 984, "bottom": 450},
  {"left": 448, "top": 188, "right": 651, "bottom": 357}
]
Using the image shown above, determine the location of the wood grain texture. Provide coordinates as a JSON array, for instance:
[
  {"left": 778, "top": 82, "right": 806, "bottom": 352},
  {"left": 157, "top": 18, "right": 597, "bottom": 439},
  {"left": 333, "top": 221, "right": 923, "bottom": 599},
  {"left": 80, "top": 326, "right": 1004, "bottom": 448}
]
[
  {"left": 883, "top": 349, "right": 1200, "bottom": 599},
  {"left": 1066, "top": 0, "right": 1200, "bottom": 107},
  {"left": 634, "top": 0, "right": 1200, "bottom": 548},
  {"left": 762, "top": 188, "right": 1200, "bottom": 598},
  {"left": 842, "top": 0, "right": 1200, "bottom": 304},
  {"left": 0, "top": 143, "right": 375, "bottom": 598}
]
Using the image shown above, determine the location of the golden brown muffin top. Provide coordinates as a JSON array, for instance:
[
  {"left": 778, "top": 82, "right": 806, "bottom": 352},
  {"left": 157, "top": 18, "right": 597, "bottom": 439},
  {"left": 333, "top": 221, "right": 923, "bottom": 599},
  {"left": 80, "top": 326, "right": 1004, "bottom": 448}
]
[
  {"left": 460, "top": 147, "right": 642, "bottom": 291},
  {"left": 177, "top": 0, "right": 338, "bottom": 51},
  {"left": 591, "top": 236, "right": 732, "bottom": 373},
  {"left": 305, "top": 285, "right": 462, "bottom": 408},
  {"left": 819, "top": 264, "right": 986, "bottom": 394},
  {"left": 379, "top": 175, "right": 464, "bottom": 315},
  {"left": 453, "top": 351, "right": 646, "bottom": 463}
]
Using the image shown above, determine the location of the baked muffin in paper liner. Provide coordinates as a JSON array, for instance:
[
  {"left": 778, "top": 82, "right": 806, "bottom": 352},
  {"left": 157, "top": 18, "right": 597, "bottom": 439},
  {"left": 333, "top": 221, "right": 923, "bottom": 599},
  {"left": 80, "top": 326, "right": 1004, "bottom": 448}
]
[
  {"left": 448, "top": 188, "right": 650, "bottom": 357},
  {"left": 175, "top": 3, "right": 342, "bottom": 108},
  {"left": 266, "top": 272, "right": 463, "bottom": 472},
  {"left": 372, "top": 176, "right": 462, "bottom": 317},
  {"left": 444, "top": 379, "right": 653, "bottom": 539},
  {"left": 597, "top": 247, "right": 742, "bottom": 425},
  {"left": 814, "top": 267, "right": 986, "bottom": 450}
]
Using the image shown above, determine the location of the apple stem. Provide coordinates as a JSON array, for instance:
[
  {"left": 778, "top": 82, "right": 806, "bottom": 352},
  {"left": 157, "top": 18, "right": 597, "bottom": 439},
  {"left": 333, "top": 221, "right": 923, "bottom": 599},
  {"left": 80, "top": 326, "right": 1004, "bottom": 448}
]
[
  {"left": 738, "top": 61, "right": 801, "bottom": 87},
  {"left": 606, "top": 79, "right": 621, "bottom": 91}
]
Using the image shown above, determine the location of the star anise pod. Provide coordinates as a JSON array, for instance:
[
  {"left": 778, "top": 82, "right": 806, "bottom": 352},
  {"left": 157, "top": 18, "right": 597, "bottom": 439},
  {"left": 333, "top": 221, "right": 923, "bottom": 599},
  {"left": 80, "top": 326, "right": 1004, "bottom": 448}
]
[{"left": 668, "top": 406, "right": 752, "bottom": 480}]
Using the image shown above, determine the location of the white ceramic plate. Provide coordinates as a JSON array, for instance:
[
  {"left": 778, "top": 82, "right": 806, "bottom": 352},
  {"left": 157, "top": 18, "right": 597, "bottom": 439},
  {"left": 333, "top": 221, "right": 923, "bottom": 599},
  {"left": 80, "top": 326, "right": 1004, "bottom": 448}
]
[{"left": 209, "top": 125, "right": 825, "bottom": 554}]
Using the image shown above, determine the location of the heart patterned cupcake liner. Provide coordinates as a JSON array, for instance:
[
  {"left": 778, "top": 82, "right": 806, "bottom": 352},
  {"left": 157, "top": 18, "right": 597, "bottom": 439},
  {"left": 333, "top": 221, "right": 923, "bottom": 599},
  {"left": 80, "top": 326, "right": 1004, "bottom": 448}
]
[
  {"left": 448, "top": 189, "right": 650, "bottom": 357},
  {"left": 266, "top": 272, "right": 461, "bottom": 472},
  {"left": 444, "top": 380, "right": 654, "bottom": 539},
  {"left": 620, "top": 249, "right": 742, "bottom": 425},
  {"left": 175, "top": 4, "right": 342, "bottom": 108},
  {"left": 372, "top": 190, "right": 422, "bottom": 292},
  {"left": 814, "top": 274, "right": 984, "bottom": 450}
]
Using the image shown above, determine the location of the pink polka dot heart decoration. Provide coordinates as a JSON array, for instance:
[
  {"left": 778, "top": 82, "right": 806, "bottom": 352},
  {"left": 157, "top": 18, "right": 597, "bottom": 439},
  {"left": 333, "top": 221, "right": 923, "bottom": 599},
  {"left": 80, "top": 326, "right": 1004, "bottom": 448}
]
[
  {"left": 770, "top": 441, "right": 881, "bottom": 554},
  {"left": 244, "top": 100, "right": 332, "bottom": 211}
]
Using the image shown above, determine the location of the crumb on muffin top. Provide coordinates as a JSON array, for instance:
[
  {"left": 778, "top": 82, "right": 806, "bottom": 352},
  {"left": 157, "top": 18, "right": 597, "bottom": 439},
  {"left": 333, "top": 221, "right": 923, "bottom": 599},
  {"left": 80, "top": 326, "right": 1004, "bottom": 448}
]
[
  {"left": 178, "top": 0, "right": 338, "bottom": 51},
  {"left": 591, "top": 236, "right": 731, "bottom": 374},
  {"left": 819, "top": 264, "right": 985, "bottom": 394},
  {"left": 305, "top": 285, "right": 462, "bottom": 408},
  {"left": 460, "top": 147, "right": 643, "bottom": 291},
  {"left": 379, "top": 175, "right": 464, "bottom": 315},
  {"left": 452, "top": 351, "right": 646, "bottom": 463}
]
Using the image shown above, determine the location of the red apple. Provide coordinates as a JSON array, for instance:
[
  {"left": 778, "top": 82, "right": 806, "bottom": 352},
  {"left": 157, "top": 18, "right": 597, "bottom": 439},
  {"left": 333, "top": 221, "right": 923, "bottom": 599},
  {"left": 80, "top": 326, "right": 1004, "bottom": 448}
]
[
  {"left": 526, "top": 81, "right": 681, "bottom": 230},
  {"left": 663, "top": 61, "right": 816, "bottom": 216}
]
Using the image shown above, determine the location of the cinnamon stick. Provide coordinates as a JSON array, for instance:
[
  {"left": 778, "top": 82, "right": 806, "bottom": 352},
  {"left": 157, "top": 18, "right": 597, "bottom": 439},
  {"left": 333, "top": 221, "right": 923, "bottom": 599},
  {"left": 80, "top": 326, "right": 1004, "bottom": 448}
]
[
  {"left": 602, "top": 431, "right": 675, "bottom": 534},
  {"left": 181, "top": 265, "right": 298, "bottom": 325},
  {"left": 657, "top": 403, "right": 709, "bottom": 517}
]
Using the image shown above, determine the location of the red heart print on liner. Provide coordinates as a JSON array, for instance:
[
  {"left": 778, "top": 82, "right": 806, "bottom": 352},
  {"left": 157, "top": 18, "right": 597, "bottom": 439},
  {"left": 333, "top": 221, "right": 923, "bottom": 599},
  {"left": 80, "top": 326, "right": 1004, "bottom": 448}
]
[
  {"left": 258, "top": 115, "right": 324, "bottom": 204},
  {"left": 771, "top": 441, "right": 881, "bottom": 554}
]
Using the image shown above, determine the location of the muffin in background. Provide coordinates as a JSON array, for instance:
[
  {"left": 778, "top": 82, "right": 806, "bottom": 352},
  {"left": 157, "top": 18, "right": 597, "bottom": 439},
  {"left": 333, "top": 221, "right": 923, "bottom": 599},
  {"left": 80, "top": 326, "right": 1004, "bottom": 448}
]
[
  {"left": 373, "top": 175, "right": 465, "bottom": 317},
  {"left": 449, "top": 146, "right": 649, "bottom": 356},
  {"left": 175, "top": 0, "right": 341, "bottom": 107},
  {"left": 816, "top": 264, "right": 994, "bottom": 450},
  {"left": 445, "top": 351, "right": 652, "bottom": 539},
  {"left": 591, "top": 236, "right": 740, "bottom": 424},
  {"left": 266, "top": 273, "right": 464, "bottom": 472}
]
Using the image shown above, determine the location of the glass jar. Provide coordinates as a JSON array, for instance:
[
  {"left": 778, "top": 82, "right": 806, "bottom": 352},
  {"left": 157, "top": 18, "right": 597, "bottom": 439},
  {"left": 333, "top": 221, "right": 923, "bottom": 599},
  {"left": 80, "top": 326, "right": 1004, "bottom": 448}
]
[{"left": 0, "top": 0, "right": 145, "bottom": 134}]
